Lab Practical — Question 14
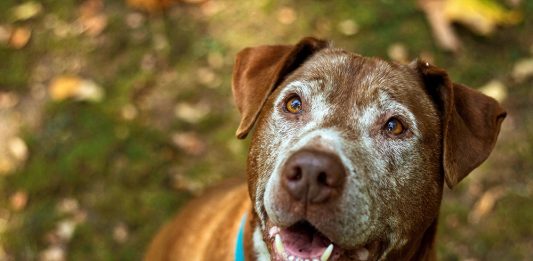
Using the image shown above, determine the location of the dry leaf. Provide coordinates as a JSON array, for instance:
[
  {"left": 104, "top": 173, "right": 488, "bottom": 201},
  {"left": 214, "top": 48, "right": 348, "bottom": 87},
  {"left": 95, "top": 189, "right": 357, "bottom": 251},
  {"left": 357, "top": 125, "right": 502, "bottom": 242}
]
[
  {"left": 511, "top": 58, "right": 533, "bottom": 83},
  {"left": 78, "top": 0, "right": 108, "bottom": 36},
  {"left": 126, "top": 0, "right": 176, "bottom": 12},
  {"left": 49, "top": 76, "right": 104, "bottom": 102},
  {"left": 337, "top": 19, "right": 359, "bottom": 36},
  {"left": 277, "top": 7, "right": 297, "bottom": 25},
  {"left": 8, "top": 26, "right": 31, "bottom": 49},
  {"left": 39, "top": 245, "right": 65, "bottom": 261},
  {"left": 479, "top": 80, "right": 507, "bottom": 102},
  {"left": 10, "top": 1, "right": 43, "bottom": 21},
  {"left": 174, "top": 102, "right": 209, "bottom": 123},
  {"left": 387, "top": 43, "right": 409, "bottom": 63},
  {"left": 113, "top": 223, "right": 129, "bottom": 243},
  {"left": 468, "top": 186, "right": 506, "bottom": 224},
  {"left": 418, "top": 0, "right": 523, "bottom": 52},
  {"left": 56, "top": 220, "right": 76, "bottom": 241},
  {"left": 10, "top": 190, "right": 28, "bottom": 211},
  {"left": 0, "top": 25, "right": 11, "bottom": 45},
  {"left": 8, "top": 136, "right": 28, "bottom": 162},
  {"left": 172, "top": 132, "right": 206, "bottom": 156}
]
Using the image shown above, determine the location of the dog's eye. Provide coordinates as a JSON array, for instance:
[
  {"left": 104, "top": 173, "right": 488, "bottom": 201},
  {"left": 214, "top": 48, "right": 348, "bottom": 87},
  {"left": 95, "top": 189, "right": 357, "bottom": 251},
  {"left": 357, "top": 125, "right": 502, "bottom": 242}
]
[
  {"left": 284, "top": 95, "right": 302, "bottom": 114},
  {"left": 384, "top": 118, "right": 405, "bottom": 136}
]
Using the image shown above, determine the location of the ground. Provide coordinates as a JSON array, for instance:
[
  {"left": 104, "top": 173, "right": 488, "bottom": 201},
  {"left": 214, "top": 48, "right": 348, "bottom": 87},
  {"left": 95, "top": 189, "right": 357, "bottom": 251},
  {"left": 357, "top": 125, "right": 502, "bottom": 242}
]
[{"left": 0, "top": 0, "right": 532, "bottom": 260}]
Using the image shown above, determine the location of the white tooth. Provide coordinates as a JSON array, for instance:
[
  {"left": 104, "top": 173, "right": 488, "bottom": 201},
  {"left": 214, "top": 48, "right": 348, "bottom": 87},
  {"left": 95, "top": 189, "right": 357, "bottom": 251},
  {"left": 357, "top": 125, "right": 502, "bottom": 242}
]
[
  {"left": 356, "top": 248, "right": 369, "bottom": 261},
  {"left": 288, "top": 256, "right": 295, "bottom": 261},
  {"left": 304, "top": 259, "right": 310, "bottom": 261},
  {"left": 275, "top": 234, "right": 285, "bottom": 256},
  {"left": 320, "top": 244, "right": 334, "bottom": 261},
  {"left": 313, "top": 259, "right": 320, "bottom": 261}
]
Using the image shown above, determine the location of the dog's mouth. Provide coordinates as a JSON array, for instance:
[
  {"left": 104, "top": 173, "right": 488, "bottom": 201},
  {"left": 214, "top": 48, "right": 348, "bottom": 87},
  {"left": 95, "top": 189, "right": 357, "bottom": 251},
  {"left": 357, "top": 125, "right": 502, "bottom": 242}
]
[{"left": 268, "top": 220, "right": 370, "bottom": 261}]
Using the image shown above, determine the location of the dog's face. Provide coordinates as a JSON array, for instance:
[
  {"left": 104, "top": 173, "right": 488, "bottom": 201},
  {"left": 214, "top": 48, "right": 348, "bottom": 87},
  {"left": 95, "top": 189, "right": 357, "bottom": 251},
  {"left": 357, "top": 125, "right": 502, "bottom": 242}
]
[{"left": 232, "top": 38, "right": 506, "bottom": 261}]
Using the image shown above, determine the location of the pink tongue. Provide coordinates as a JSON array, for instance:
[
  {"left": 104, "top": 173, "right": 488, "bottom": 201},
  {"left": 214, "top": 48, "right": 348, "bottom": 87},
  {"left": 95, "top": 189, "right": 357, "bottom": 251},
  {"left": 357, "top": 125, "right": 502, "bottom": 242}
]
[{"left": 279, "top": 222, "right": 330, "bottom": 257}]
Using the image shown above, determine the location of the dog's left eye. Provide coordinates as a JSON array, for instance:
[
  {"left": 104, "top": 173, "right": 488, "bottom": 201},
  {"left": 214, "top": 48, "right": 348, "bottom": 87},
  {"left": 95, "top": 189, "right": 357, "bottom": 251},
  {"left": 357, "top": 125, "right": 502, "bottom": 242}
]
[
  {"left": 384, "top": 117, "right": 406, "bottom": 136},
  {"left": 284, "top": 95, "right": 302, "bottom": 114}
]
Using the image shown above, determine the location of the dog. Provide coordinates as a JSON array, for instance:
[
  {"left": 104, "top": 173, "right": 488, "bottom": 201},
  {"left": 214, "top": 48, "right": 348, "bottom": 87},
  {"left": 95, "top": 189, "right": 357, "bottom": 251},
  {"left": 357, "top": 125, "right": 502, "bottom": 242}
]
[{"left": 144, "top": 37, "right": 506, "bottom": 261}]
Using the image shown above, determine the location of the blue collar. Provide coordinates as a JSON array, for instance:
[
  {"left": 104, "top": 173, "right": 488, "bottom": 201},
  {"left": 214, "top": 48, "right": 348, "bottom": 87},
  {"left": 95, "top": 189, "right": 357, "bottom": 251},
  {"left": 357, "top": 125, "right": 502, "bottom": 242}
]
[{"left": 235, "top": 214, "right": 247, "bottom": 261}]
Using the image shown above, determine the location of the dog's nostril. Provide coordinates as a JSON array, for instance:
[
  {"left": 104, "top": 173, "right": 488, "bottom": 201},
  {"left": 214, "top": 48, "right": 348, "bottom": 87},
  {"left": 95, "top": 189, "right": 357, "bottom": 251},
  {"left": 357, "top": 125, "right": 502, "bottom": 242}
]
[
  {"left": 288, "top": 166, "right": 302, "bottom": 181},
  {"left": 317, "top": 171, "right": 327, "bottom": 185}
]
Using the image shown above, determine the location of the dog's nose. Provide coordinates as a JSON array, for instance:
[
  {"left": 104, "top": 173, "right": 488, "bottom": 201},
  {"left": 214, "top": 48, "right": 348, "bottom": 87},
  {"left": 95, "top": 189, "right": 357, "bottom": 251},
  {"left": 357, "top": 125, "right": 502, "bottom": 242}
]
[{"left": 282, "top": 149, "right": 346, "bottom": 204}]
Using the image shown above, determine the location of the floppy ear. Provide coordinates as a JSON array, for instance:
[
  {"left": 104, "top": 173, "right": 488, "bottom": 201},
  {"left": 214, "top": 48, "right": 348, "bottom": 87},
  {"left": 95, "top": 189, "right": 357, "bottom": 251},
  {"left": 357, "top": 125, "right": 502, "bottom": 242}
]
[
  {"left": 231, "top": 37, "right": 329, "bottom": 139},
  {"left": 412, "top": 60, "right": 507, "bottom": 188}
]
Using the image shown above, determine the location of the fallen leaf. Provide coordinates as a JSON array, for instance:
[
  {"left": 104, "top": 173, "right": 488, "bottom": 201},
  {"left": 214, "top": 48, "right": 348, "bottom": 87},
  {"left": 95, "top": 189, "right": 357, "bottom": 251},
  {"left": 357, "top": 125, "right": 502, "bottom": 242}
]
[
  {"left": 0, "top": 92, "right": 20, "bottom": 109},
  {"left": 337, "top": 19, "right": 359, "bottom": 36},
  {"left": 113, "top": 223, "right": 129, "bottom": 243},
  {"left": 56, "top": 220, "right": 76, "bottom": 241},
  {"left": 172, "top": 132, "right": 206, "bottom": 156},
  {"left": 56, "top": 198, "right": 79, "bottom": 215},
  {"left": 468, "top": 186, "right": 506, "bottom": 224},
  {"left": 174, "top": 102, "right": 209, "bottom": 123},
  {"left": 78, "top": 0, "right": 108, "bottom": 36},
  {"left": 387, "top": 43, "right": 409, "bottom": 63},
  {"left": 40, "top": 245, "right": 65, "bottom": 261},
  {"left": 418, "top": 0, "right": 523, "bottom": 52},
  {"left": 479, "top": 80, "right": 507, "bottom": 102},
  {"left": 512, "top": 58, "right": 533, "bottom": 83},
  {"left": 0, "top": 25, "right": 11, "bottom": 45},
  {"left": 8, "top": 26, "right": 31, "bottom": 49},
  {"left": 10, "top": 191, "right": 28, "bottom": 211},
  {"left": 444, "top": 0, "right": 522, "bottom": 35},
  {"left": 121, "top": 104, "right": 138, "bottom": 120},
  {"left": 10, "top": 1, "right": 43, "bottom": 21},
  {"left": 277, "top": 7, "right": 297, "bottom": 25},
  {"left": 126, "top": 0, "right": 175, "bottom": 12},
  {"left": 49, "top": 76, "right": 104, "bottom": 102},
  {"left": 8, "top": 136, "right": 28, "bottom": 162}
]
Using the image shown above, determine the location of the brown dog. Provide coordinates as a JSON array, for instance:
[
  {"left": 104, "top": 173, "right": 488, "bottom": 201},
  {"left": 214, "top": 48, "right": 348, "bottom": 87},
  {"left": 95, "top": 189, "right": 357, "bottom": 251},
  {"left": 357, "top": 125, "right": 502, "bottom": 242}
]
[{"left": 144, "top": 37, "right": 506, "bottom": 261}]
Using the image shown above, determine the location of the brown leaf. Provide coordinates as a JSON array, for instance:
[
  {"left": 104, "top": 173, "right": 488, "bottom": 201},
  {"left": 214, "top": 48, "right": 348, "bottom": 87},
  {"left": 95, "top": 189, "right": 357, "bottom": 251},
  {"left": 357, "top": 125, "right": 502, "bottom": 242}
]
[
  {"left": 10, "top": 190, "right": 28, "bottom": 211},
  {"left": 468, "top": 186, "right": 506, "bottom": 224},
  {"left": 78, "top": 0, "right": 107, "bottom": 36},
  {"left": 8, "top": 26, "right": 31, "bottom": 49},
  {"left": 172, "top": 132, "right": 206, "bottom": 156}
]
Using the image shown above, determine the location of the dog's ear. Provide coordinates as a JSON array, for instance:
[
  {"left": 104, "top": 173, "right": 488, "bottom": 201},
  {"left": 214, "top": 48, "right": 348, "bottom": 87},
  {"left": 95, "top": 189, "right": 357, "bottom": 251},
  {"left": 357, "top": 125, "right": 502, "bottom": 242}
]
[
  {"left": 231, "top": 37, "right": 329, "bottom": 139},
  {"left": 411, "top": 60, "right": 507, "bottom": 188}
]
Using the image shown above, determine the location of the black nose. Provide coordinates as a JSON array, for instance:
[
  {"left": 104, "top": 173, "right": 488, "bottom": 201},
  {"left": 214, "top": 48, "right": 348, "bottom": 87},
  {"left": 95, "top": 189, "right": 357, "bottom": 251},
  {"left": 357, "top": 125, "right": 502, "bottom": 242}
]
[{"left": 281, "top": 149, "right": 346, "bottom": 204}]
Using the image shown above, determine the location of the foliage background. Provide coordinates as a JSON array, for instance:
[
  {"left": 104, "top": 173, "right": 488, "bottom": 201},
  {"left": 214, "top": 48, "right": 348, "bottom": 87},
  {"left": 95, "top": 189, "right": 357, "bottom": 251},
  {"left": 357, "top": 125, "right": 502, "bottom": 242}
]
[{"left": 0, "top": 0, "right": 532, "bottom": 260}]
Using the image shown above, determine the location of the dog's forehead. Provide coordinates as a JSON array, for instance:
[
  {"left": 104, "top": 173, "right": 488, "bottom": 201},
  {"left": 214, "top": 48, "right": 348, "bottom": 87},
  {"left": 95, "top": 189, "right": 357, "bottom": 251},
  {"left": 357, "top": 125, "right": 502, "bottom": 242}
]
[{"left": 285, "top": 48, "right": 423, "bottom": 107}]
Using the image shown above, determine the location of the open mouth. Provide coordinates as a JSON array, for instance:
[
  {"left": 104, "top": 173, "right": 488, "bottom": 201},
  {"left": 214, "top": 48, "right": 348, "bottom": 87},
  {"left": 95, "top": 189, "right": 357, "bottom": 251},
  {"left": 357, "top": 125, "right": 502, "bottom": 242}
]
[{"left": 269, "top": 220, "right": 371, "bottom": 261}]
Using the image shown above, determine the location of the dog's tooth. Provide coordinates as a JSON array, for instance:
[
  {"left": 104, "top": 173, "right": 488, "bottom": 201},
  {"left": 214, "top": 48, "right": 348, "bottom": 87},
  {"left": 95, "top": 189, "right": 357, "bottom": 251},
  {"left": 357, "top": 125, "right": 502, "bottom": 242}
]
[
  {"left": 356, "top": 247, "right": 369, "bottom": 261},
  {"left": 269, "top": 226, "right": 280, "bottom": 238},
  {"left": 304, "top": 259, "right": 310, "bottom": 261},
  {"left": 288, "top": 255, "right": 295, "bottom": 261},
  {"left": 274, "top": 234, "right": 285, "bottom": 256},
  {"left": 312, "top": 258, "right": 320, "bottom": 261},
  {"left": 320, "top": 244, "right": 334, "bottom": 261}
]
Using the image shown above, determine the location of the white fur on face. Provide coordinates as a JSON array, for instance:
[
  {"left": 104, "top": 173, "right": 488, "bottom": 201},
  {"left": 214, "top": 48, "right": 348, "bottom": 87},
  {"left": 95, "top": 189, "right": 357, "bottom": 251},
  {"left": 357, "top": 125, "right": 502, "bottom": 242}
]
[{"left": 253, "top": 225, "right": 271, "bottom": 261}]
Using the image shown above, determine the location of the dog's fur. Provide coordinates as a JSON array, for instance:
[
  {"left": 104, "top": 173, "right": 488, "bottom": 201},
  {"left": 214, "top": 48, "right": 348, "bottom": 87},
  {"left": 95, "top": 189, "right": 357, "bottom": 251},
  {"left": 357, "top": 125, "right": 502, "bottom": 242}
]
[{"left": 145, "top": 37, "right": 506, "bottom": 261}]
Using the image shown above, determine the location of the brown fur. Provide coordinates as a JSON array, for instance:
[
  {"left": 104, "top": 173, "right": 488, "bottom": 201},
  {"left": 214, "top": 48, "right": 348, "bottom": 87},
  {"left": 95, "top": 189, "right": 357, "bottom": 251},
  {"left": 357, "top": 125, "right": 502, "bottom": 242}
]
[{"left": 145, "top": 37, "right": 506, "bottom": 261}]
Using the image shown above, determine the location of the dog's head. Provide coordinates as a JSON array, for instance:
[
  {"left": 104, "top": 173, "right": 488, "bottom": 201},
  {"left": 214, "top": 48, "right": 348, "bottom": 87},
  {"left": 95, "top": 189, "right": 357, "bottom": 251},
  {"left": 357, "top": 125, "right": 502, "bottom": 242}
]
[{"left": 232, "top": 37, "right": 506, "bottom": 261}]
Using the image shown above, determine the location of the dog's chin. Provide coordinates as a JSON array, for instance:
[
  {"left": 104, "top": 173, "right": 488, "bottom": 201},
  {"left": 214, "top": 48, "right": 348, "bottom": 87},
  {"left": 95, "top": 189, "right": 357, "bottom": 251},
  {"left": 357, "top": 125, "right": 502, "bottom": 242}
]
[{"left": 264, "top": 219, "right": 379, "bottom": 261}]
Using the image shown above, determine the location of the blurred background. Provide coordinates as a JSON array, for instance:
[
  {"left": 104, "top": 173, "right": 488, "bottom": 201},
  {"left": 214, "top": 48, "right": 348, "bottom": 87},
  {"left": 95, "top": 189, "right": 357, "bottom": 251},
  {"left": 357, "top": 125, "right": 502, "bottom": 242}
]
[{"left": 0, "top": 0, "right": 532, "bottom": 260}]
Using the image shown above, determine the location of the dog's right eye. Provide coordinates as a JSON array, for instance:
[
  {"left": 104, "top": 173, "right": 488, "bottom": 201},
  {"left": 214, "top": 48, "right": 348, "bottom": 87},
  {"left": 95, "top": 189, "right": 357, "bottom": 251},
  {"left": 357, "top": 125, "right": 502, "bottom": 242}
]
[{"left": 284, "top": 95, "right": 302, "bottom": 114}]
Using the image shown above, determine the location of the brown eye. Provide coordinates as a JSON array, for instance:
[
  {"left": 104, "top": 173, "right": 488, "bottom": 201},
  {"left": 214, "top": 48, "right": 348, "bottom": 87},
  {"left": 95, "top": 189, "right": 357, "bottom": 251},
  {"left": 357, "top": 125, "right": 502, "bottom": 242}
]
[
  {"left": 384, "top": 118, "right": 405, "bottom": 136},
  {"left": 285, "top": 95, "right": 302, "bottom": 114}
]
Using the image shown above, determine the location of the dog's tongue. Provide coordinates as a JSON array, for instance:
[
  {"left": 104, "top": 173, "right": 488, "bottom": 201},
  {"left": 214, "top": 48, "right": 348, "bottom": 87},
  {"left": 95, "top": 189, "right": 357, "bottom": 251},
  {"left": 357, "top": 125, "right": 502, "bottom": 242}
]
[{"left": 279, "top": 221, "right": 331, "bottom": 257}]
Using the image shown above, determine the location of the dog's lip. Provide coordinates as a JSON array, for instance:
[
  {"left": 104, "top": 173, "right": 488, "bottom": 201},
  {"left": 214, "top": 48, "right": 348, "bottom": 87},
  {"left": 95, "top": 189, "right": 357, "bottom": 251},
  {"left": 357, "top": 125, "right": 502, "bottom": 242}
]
[{"left": 267, "top": 220, "right": 372, "bottom": 261}]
